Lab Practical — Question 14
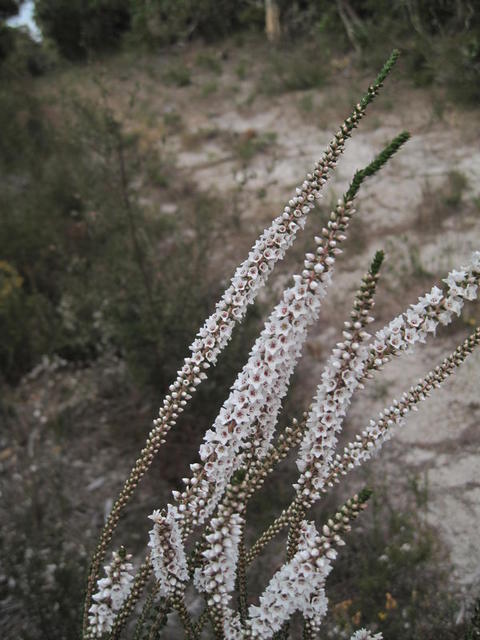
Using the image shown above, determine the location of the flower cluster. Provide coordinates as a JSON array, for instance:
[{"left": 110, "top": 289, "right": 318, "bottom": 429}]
[
  {"left": 235, "top": 415, "right": 308, "bottom": 507},
  {"left": 83, "top": 51, "right": 480, "bottom": 640},
  {"left": 245, "top": 256, "right": 480, "bottom": 566},
  {"left": 350, "top": 630, "right": 383, "bottom": 640},
  {"left": 173, "top": 200, "right": 359, "bottom": 532},
  {"left": 147, "top": 506, "right": 189, "bottom": 598},
  {"left": 332, "top": 327, "right": 480, "bottom": 480},
  {"left": 369, "top": 252, "right": 480, "bottom": 368},
  {"left": 295, "top": 252, "right": 480, "bottom": 507},
  {"left": 248, "top": 520, "right": 332, "bottom": 638},
  {"left": 87, "top": 549, "right": 134, "bottom": 637},
  {"left": 194, "top": 511, "right": 244, "bottom": 608},
  {"left": 159, "top": 174, "right": 324, "bottom": 432},
  {"left": 151, "top": 110, "right": 364, "bottom": 457},
  {"left": 247, "top": 492, "right": 370, "bottom": 638},
  {"left": 296, "top": 254, "right": 381, "bottom": 501},
  {"left": 173, "top": 132, "right": 412, "bottom": 540}
]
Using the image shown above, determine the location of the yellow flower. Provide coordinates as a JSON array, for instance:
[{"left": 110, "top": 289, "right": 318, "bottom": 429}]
[
  {"left": 386, "top": 592, "right": 397, "bottom": 610},
  {"left": 334, "top": 598, "right": 353, "bottom": 614},
  {"left": 0, "top": 261, "right": 23, "bottom": 306},
  {"left": 352, "top": 610, "right": 362, "bottom": 625}
]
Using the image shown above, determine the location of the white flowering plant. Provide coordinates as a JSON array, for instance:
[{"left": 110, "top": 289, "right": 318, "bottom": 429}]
[{"left": 82, "top": 50, "right": 480, "bottom": 640}]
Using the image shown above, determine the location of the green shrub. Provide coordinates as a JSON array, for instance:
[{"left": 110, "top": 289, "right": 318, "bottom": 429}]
[
  {"left": 129, "top": 0, "right": 263, "bottom": 48},
  {"left": 259, "top": 45, "right": 329, "bottom": 94},
  {"left": 0, "top": 22, "right": 14, "bottom": 60},
  {"left": 0, "top": 78, "right": 261, "bottom": 403},
  {"left": 310, "top": 0, "right": 480, "bottom": 105},
  {"left": 162, "top": 60, "right": 191, "bottom": 86},
  {"left": 0, "top": 0, "right": 20, "bottom": 62},
  {"left": 195, "top": 51, "right": 222, "bottom": 74},
  {"left": 34, "top": 0, "right": 131, "bottom": 60},
  {"left": 465, "top": 599, "right": 480, "bottom": 639},
  {"left": 0, "top": 445, "right": 87, "bottom": 639}
]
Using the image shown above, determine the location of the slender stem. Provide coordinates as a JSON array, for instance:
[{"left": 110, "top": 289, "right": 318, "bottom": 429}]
[
  {"left": 172, "top": 597, "right": 196, "bottom": 639},
  {"left": 110, "top": 557, "right": 153, "bottom": 639},
  {"left": 192, "top": 609, "right": 210, "bottom": 637},
  {"left": 147, "top": 600, "right": 171, "bottom": 640},
  {"left": 115, "top": 126, "right": 155, "bottom": 314},
  {"left": 276, "top": 506, "right": 306, "bottom": 640},
  {"left": 133, "top": 580, "right": 161, "bottom": 640},
  {"left": 236, "top": 524, "right": 248, "bottom": 625}
]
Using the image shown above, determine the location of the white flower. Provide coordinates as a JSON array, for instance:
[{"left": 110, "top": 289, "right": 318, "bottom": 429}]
[
  {"left": 247, "top": 521, "right": 332, "bottom": 639},
  {"left": 444, "top": 296, "right": 463, "bottom": 315},
  {"left": 368, "top": 255, "right": 480, "bottom": 359},
  {"left": 405, "top": 308, "right": 423, "bottom": 327},
  {"left": 173, "top": 228, "right": 347, "bottom": 528},
  {"left": 296, "top": 314, "right": 372, "bottom": 499},
  {"left": 87, "top": 550, "right": 134, "bottom": 637},
  {"left": 463, "top": 283, "right": 478, "bottom": 300},
  {"left": 425, "top": 285, "right": 443, "bottom": 306},
  {"left": 388, "top": 316, "right": 404, "bottom": 334},
  {"left": 194, "top": 512, "right": 244, "bottom": 608},
  {"left": 148, "top": 506, "right": 188, "bottom": 597},
  {"left": 350, "top": 629, "right": 383, "bottom": 640}
]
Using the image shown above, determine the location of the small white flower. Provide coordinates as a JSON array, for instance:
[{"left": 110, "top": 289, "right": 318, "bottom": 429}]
[
  {"left": 248, "top": 521, "right": 333, "bottom": 638},
  {"left": 148, "top": 506, "right": 188, "bottom": 597},
  {"left": 88, "top": 550, "right": 134, "bottom": 637},
  {"left": 425, "top": 285, "right": 443, "bottom": 306},
  {"left": 350, "top": 629, "right": 383, "bottom": 640}
]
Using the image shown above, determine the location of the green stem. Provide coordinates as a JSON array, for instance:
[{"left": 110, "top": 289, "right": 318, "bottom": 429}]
[{"left": 133, "top": 582, "right": 161, "bottom": 640}]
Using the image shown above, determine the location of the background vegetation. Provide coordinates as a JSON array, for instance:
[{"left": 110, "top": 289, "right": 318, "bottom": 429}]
[{"left": 1, "top": 0, "right": 478, "bottom": 382}]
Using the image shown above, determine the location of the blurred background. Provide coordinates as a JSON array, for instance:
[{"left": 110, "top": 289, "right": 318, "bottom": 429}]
[{"left": 1, "top": 2, "right": 480, "bottom": 638}]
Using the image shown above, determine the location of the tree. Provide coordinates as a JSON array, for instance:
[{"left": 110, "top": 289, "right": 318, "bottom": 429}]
[
  {"left": 34, "top": 0, "right": 130, "bottom": 60},
  {"left": 265, "top": 0, "right": 281, "bottom": 42},
  {"left": 0, "top": 0, "right": 21, "bottom": 60}
]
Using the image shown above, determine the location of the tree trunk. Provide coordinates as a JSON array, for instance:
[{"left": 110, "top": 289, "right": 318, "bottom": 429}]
[
  {"left": 265, "top": 0, "right": 281, "bottom": 43},
  {"left": 336, "top": 0, "right": 362, "bottom": 54}
]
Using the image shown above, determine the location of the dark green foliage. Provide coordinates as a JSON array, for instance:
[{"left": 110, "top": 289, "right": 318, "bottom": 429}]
[
  {"left": 370, "top": 250, "right": 385, "bottom": 277},
  {"left": 34, "top": 0, "right": 131, "bottom": 60},
  {"left": 129, "top": 0, "right": 263, "bottom": 47},
  {"left": 332, "top": 1, "right": 480, "bottom": 105},
  {"left": 195, "top": 51, "right": 222, "bottom": 74},
  {"left": 345, "top": 130, "right": 410, "bottom": 202},
  {"left": 0, "top": 0, "right": 19, "bottom": 20},
  {"left": 466, "top": 599, "right": 480, "bottom": 639},
  {"left": 362, "top": 48, "right": 400, "bottom": 106},
  {"left": 0, "top": 0, "right": 19, "bottom": 61},
  {"left": 443, "top": 170, "right": 469, "bottom": 208},
  {"left": 261, "top": 2, "right": 480, "bottom": 106},
  {"left": 358, "top": 487, "right": 373, "bottom": 503},
  {"left": 0, "top": 82, "right": 260, "bottom": 393},
  {"left": 21, "top": 1, "right": 480, "bottom": 105},
  {"left": 259, "top": 46, "right": 329, "bottom": 94},
  {"left": 162, "top": 60, "right": 191, "bottom": 86},
  {"left": 0, "top": 420, "right": 88, "bottom": 639},
  {"left": 0, "top": 22, "right": 13, "bottom": 60}
]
